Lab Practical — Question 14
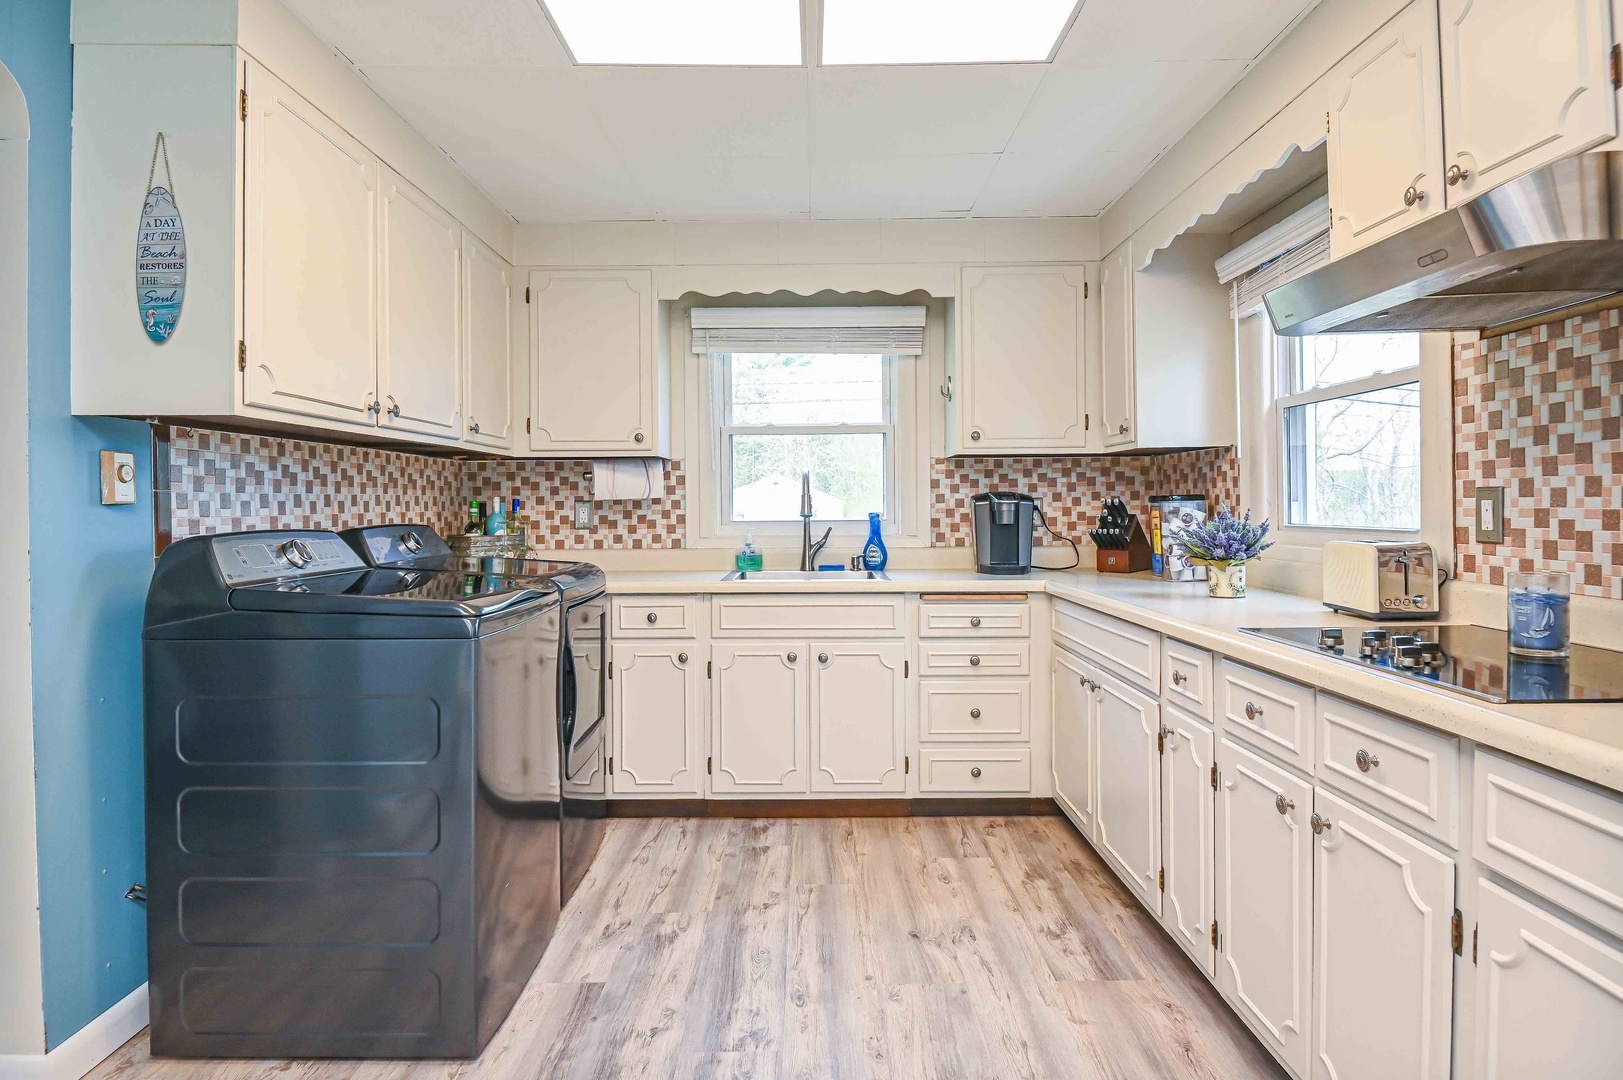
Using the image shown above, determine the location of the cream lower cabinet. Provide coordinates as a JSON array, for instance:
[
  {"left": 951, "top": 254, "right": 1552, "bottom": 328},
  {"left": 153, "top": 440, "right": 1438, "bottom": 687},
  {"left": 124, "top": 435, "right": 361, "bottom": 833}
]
[
  {"left": 1216, "top": 735, "right": 1314, "bottom": 1080},
  {"left": 1094, "top": 665, "right": 1163, "bottom": 916},
  {"left": 711, "top": 643, "right": 810, "bottom": 794},
  {"left": 810, "top": 643, "right": 906, "bottom": 793},
  {"left": 1051, "top": 648, "right": 1096, "bottom": 836},
  {"left": 1311, "top": 787, "right": 1455, "bottom": 1080},
  {"left": 609, "top": 643, "right": 705, "bottom": 796},
  {"left": 1161, "top": 705, "right": 1215, "bottom": 977}
]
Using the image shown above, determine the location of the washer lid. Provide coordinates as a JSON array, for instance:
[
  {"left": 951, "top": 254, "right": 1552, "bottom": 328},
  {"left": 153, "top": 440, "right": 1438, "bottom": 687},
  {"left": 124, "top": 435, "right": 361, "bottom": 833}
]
[{"left": 230, "top": 566, "right": 554, "bottom": 619}]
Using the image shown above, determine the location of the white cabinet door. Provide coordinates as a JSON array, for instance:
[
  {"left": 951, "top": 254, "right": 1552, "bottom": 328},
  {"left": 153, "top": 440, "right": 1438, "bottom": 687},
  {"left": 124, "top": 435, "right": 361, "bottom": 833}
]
[
  {"left": 1328, "top": 0, "right": 1446, "bottom": 256},
  {"left": 377, "top": 166, "right": 461, "bottom": 441},
  {"left": 957, "top": 265, "right": 1090, "bottom": 452},
  {"left": 1161, "top": 706, "right": 1215, "bottom": 977},
  {"left": 1099, "top": 241, "right": 1136, "bottom": 449},
  {"left": 809, "top": 641, "right": 905, "bottom": 793},
  {"left": 1217, "top": 736, "right": 1313, "bottom": 1080},
  {"left": 1094, "top": 666, "right": 1161, "bottom": 914},
  {"left": 1052, "top": 648, "right": 1095, "bottom": 837},
  {"left": 1440, "top": 0, "right": 1616, "bottom": 202},
  {"left": 529, "top": 268, "right": 657, "bottom": 455},
  {"left": 242, "top": 62, "right": 378, "bottom": 427},
  {"left": 610, "top": 643, "right": 704, "bottom": 796},
  {"left": 1471, "top": 877, "right": 1623, "bottom": 1080},
  {"left": 1311, "top": 787, "right": 1454, "bottom": 1080},
  {"left": 463, "top": 233, "right": 513, "bottom": 451},
  {"left": 711, "top": 643, "right": 808, "bottom": 794}
]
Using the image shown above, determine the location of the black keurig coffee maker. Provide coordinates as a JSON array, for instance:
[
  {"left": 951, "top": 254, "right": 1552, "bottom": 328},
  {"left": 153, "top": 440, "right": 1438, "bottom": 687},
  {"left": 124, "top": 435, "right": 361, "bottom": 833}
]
[{"left": 972, "top": 491, "right": 1035, "bottom": 575}]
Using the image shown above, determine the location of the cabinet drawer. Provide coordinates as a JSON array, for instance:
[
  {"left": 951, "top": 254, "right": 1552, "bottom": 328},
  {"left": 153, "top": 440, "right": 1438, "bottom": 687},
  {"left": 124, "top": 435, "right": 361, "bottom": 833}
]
[
  {"left": 917, "top": 748, "right": 1032, "bottom": 794},
  {"left": 1218, "top": 660, "right": 1315, "bottom": 772},
  {"left": 916, "top": 641, "right": 1029, "bottom": 677},
  {"left": 713, "top": 596, "right": 903, "bottom": 637},
  {"left": 1052, "top": 601, "right": 1159, "bottom": 691},
  {"left": 1317, "top": 695, "right": 1460, "bottom": 846},
  {"left": 919, "top": 680, "right": 1030, "bottom": 741},
  {"left": 917, "top": 603, "right": 1029, "bottom": 638},
  {"left": 613, "top": 596, "right": 699, "bottom": 637},
  {"left": 1474, "top": 751, "right": 1623, "bottom": 938},
  {"left": 1161, "top": 638, "right": 1214, "bottom": 719}
]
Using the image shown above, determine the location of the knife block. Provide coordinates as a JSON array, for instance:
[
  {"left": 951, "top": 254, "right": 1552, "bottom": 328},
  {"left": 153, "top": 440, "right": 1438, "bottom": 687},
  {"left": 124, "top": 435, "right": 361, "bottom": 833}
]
[{"left": 1096, "top": 517, "right": 1154, "bottom": 574}]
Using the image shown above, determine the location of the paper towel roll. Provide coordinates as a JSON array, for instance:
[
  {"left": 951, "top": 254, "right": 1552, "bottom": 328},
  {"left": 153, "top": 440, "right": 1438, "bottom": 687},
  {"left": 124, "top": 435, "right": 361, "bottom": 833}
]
[{"left": 591, "top": 459, "right": 664, "bottom": 501}]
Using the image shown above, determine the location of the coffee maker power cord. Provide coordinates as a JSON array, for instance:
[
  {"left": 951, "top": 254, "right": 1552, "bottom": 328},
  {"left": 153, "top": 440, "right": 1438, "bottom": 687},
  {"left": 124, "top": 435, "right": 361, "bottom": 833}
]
[{"left": 1033, "top": 503, "right": 1081, "bottom": 571}]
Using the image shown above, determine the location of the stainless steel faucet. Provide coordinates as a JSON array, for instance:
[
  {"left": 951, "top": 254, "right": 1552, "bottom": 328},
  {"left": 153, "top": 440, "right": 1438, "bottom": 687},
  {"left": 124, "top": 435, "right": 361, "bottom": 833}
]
[{"left": 800, "top": 471, "right": 832, "bottom": 571}]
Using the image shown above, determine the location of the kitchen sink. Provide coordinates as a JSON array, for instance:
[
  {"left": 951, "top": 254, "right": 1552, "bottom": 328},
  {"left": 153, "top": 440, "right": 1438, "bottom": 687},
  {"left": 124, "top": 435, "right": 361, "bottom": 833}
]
[{"left": 721, "top": 569, "right": 890, "bottom": 582}]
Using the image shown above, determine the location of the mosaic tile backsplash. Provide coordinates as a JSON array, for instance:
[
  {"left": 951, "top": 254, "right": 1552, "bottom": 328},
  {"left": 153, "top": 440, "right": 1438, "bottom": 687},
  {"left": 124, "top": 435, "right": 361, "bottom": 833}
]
[{"left": 1454, "top": 306, "right": 1623, "bottom": 598}]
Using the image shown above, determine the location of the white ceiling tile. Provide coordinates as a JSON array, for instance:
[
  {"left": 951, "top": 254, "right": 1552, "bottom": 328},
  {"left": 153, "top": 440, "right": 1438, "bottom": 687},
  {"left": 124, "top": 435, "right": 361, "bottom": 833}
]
[
  {"left": 283, "top": 0, "right": 572, "bottom": 67},
  {"left": 637, "top": 155, "right": 810, "bottom": 219},
  {"left": 974, "top": 147, "right": 1149, "bottom": 216},
  {"left": 1005, "top": 60, "right": 1248, "bottom": 157},
  {"left": 1055, "top": 0, "right": 1318, "bottom": 62},
  {"left": 812, "top": 66, "right": 1046, "bottom": 158},
  {"left": 811, "top": 154, "right": 999, "bottom": 218},
  {"left": 576, "top": 68, "right": 810, "bottom": 158}
]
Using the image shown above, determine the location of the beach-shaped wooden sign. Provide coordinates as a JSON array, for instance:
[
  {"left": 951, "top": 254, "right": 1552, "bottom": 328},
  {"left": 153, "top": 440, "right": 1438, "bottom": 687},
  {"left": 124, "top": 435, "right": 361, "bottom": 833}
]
[{"left": 137, "top": 133, "right": 186, "bottom": 344}]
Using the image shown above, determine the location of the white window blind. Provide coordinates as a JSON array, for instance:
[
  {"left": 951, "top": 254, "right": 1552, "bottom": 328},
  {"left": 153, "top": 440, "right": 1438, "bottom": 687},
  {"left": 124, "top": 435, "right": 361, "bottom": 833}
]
[
  {"left": 1215, "top": 195, "right": 1331, "bottom": 319},
  {"left": 691, "top": 306, "right": 926, "bottom": 355}
]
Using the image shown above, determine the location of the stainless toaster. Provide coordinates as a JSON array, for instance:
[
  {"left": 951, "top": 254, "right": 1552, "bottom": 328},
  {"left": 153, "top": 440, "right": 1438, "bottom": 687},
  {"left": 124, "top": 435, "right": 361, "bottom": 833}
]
[{"left": 1322, "top": 541, "right": 1439, "bottom": 620}]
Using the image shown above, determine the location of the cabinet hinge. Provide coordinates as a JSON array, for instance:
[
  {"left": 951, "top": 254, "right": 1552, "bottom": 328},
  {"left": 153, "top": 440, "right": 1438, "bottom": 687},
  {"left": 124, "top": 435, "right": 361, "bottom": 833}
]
[
  {"left": 237, "top": 340, "right": 246, "bottom": 372},
  {"left": 240, "top": 88, "right": 248, "bottom": 122},
  {"left": 1451, "top": 909, "right": 1463, "bottom": 955},
  {"left": 707, "top": 756, "right": 713, "bottom": 775},
  {"left": 1157, "top": 729, "right": 1164, "bottom": 754},
  {"left": 608, "top": 755, "right": 614, "bottom": 774},
  {"left": 525, "top": 286, "right": 531, "bottom": 303},
  {"left": 1158, "top": 867, "right": 1164, "bottom": 891},
  {"left": 526, "top": 417, "right": 531, "bottom": 434},
  {"left": 1612, "top": 43, "right": 1621, "bottom": 89},
  {"left": 607, "top": 661, "right": 613, "bottom": 679},
  {"left": 904, "top": 660, "right": 910, "bottom": 678},
  {"left": 1211, "top": 764, "right": 1218, "bottom": 789},
  {"left": 1325, "top": 110, "right": 1330, "bottom": 134},
  {"left": 1084, "top": 414, "right": 1089, "bottom": 431},
  {"left": 1472, "top": 925, "right": 1478, "bottom": 965},
  {"left": 707, "top": 660, "right": 713, "bottom": 678},
  {"left": 1083, "top": 281, "right": 1089, "bottom": 299},
  {"left": 1211, "top": 921, "right": 1218, "bottom": 947},
  {"left": 905, "top": 755, "right": 910, "bottom": 775}
]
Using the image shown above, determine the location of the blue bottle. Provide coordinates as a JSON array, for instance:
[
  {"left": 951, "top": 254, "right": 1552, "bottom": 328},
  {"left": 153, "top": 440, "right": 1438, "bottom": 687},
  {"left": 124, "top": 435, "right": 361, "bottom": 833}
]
[{"left": 862, "top": 512, "right": 888, "bottom": 571}]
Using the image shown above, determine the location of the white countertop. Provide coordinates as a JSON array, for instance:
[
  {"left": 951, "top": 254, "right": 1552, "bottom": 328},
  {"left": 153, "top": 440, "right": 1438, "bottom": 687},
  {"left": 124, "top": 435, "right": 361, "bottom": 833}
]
[{"left": 603, "top": 567, "right": 1623, "bottom": 795}]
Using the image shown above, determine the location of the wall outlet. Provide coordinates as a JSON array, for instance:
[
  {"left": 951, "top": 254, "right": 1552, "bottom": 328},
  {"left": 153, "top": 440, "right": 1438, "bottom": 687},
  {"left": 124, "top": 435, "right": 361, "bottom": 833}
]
[
  {"left": 573, "top": 499, "right": 595, "bottom": 530},
  {"left": 100, "top": 450, "right": 137, "bottom": 505},
  {"left": 1475, "top": 486, "right": 1505, "bottom": 544}
]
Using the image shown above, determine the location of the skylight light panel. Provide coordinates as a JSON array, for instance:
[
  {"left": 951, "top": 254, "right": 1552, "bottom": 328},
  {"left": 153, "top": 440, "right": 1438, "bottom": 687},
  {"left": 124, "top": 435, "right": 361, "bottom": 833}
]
[
  {"left": 544, "top": 0, "right": 802, "bottom": 66},
  {"left": 821, "top": 0, "right": 1079, "bottom": 65}
]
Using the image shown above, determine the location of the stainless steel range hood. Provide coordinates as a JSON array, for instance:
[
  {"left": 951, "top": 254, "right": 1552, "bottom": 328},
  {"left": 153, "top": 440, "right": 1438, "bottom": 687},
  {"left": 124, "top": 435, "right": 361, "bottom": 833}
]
[{"left": 1267, "top": 152, "right": 1623, "bottom": 335}]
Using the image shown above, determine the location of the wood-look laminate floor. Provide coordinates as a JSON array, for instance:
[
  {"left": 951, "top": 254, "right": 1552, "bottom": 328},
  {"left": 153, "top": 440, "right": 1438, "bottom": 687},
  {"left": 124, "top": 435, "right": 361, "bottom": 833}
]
[{"left": 91, "top": 816, "right": 1285, "bottom": 1080}]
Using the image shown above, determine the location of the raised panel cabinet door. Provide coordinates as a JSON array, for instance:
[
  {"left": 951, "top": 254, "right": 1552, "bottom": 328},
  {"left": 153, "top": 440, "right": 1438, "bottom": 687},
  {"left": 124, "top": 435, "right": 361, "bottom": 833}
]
[
  {"left": 463, "top": 233, "right": 513, "bottom": 450},
  {"left": 1099, "top": 241, "right": 1136, "bottom": 448},
  {"left": 1161, "top": 707, "right": 1215, "bottom": 977},
  {"left": 529, "top": 268, "right": 655, "bottom": 454},
  {"left": 1471, "top": 877, "right": 1623, "bottom": 1080},
  {"left": 1051, "top": 649, "right": 1096, "bottom": 837},
  {"left": 1327, "top": 0, "right": 1446, "bottom": 257},
  {"left": 610, "top": 644, "right": 703, "bottom": 796},
  {"left": 1440, "top": 0, "right": 1617, "bottom": 203},
  {"left": 711, "top": 643, "right": 809, "bottom": 794},
  {"left": 1216, "top": 736, "right": 1313, "bottom": 1080},
  {"left": 1093, "top": 667, "right": 1162, "bottom": 914},
  {"left": 1311, "top": 787, "right": 1454, "bottom": 1080},
  {"left": 243, "top": 62, "right": 378, "bottom": 427},
  {"left": 809, "top": 641, "right": 905, "bottom": 793},
  {"left": 958, "top": 266, "right": 1090, "bottom": 452},
  {"left": 377, "top": 166, "right": 461, "bottom": 441}
]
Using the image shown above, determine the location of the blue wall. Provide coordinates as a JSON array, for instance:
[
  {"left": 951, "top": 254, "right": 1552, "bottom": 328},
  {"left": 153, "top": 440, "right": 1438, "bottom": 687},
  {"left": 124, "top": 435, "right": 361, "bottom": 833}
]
[{"left": 2, "top": 0, "right": 153, "bottom": 1051}]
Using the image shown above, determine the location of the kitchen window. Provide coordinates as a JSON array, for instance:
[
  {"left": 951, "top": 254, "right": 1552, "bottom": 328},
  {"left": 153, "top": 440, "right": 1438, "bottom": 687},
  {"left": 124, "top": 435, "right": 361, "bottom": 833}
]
[{"left": 1277, "top": 332, "right": 1421, "bottom": 531}]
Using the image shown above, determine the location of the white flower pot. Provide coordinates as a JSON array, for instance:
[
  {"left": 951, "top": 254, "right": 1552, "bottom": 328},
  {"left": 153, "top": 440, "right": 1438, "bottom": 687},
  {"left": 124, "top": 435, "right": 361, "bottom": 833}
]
[{"left": 1207, "top": 562, "right": 1248, "bottom": 598}]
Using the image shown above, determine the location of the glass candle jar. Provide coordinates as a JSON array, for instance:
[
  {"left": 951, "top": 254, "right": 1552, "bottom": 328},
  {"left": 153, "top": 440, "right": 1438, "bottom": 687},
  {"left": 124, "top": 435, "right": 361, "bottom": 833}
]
[{"left": 1507, "top": 571, "right": 1571, "bottom": 658}]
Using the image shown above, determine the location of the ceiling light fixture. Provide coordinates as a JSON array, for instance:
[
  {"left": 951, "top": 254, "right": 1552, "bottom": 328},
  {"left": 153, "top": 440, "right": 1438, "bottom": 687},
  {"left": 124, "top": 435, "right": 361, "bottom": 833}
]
[
  {"left": 543, "top": 0, "right": 802, "bottom": 66},
  {"left": 821, "top": 0, "right": 1080, "bottom": 65}
]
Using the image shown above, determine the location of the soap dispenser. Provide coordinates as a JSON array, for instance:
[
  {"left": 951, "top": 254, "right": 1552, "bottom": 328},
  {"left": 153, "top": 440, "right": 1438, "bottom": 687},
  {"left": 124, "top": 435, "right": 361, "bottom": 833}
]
[
  {"left": 736, "top": 529, "right": 763, "bottom": 572},
  {"left": 861, "top": 512, "right": 888, "bottom": 571}
]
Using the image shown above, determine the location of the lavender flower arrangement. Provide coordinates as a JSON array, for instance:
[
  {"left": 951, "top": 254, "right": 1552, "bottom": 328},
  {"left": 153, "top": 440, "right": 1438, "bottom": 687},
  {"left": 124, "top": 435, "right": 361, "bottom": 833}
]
[{"left": 1172, "top": 508, "right": 1273, "bottom": 567}]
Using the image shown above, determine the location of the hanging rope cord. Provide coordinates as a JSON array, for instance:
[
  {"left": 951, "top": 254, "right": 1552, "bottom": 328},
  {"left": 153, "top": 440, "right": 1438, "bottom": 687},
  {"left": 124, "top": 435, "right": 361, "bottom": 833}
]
[
  {"left": 1033, "top": 502, "right": 1082, "bottom": 571},
  {"left": 146, "top": 132, "right": 177, "bottom": 207}
]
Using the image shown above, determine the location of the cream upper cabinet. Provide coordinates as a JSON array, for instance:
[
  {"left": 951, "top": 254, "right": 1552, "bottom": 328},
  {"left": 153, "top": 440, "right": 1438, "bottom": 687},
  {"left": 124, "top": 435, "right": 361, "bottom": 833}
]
[
  {"left": 610, "top": 643, "right": 705, "bottom": 797},
  {"left": 954, "top": 265, "right": 1092, "bottom": 453},
  {"left": 377, "top": 166, "right": 461, "bottom": 442},
  {"left": 1327, "top": 0, "right": 1446, "bottom": 257},
  {"left": 1439, "top": 0, "right": 1617, "bottom": 203},
  {"left": 528, "top": 268, "right": 664, "bottom": 457},
  {"left": 1052, "top": 648, "right": 1096, "bottom": 836},
  {"left": 1161, "top": 706, "right": 1216, "bottom": 978},
  {"left": 243, "top": 62, "right": 378, "bottom": 429},
  {"left": 809, "top": 642, "right": 906, "bottom": 794},
  {"left": 1093, "top": 666, "right": 1163, "bottom": 915},
  {"left": 1217, "top": 735, "right": 1314, "bottom": 1080},
  {"left": 463, "top": 233, "right": 514, "bottom": 451},
  {"left": 1099, "top": 242, "right": 1137, "bottom": 449},
  {"left": 1311, "top": 787, "right": 1455, "bottom": 1080},
  {"left": 711, "top": 643, "right": 809, "bottom": 794}
]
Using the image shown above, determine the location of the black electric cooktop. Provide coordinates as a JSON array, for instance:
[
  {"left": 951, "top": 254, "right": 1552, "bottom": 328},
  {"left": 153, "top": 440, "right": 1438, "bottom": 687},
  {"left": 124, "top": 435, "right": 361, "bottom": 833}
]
[{"left": 1242, "top": 624, "right": 1623, "bottom": 704}]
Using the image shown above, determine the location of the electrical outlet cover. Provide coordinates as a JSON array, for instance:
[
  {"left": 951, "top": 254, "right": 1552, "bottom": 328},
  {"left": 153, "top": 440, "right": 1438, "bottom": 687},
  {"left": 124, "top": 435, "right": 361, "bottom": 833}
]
[
  {"left": 573, "top": 499, "right": 595, "bottom": 530},
  {"left": 1475, "top": 486, "right": 1505, "bottom": 544},
  {"left": 100, "top": 450, "right": 137, "bottom": 505}
]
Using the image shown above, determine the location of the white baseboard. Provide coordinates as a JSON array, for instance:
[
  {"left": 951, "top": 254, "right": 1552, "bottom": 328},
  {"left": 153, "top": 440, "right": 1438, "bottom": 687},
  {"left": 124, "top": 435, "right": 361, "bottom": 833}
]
[{"left": 0, "top": 984, "right": 147, "bottom": 1080}]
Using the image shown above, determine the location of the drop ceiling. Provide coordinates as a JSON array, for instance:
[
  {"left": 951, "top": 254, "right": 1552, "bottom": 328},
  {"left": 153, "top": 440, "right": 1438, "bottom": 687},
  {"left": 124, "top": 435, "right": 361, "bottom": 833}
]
[{"left": 283, "top": 0, "right": 1323, "bottom": 223}]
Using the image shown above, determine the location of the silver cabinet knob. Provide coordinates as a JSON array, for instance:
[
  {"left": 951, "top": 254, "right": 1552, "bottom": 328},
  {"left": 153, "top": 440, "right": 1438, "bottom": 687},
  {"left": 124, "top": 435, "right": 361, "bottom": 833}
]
[
  {"left": 787, "top": 652, "right": 797, "bottom": 663},
  {"left": 1159, "top": 724, "right": 1173, "bottom": 747},
  {"left": 1446, "top": 164, "right": 1470, "bottom": 186},
  {"left": 969, "top": 707, "right": 981, "bottom": 719},
  {"left": 1245, "top": 701, "right": 1263, "bottom": 721},
  {"left": 818, "top": 652, "right": 829, "bottom": 664},
  {"left": 633, "top": 431, "right": 645, "bottom": 443},
  {"left": 970, "top": 429, "right": 982, "bottom": 441},
  {"left": 1171, "top": 670, "right": 1187, "bottom": 686},
  {"left": 1275, "top": 794, "right": 1294, "bottom": 816},
  {"left": 970, "top": 767, "right": 982, "bottom": 778},
  {"left": 387, "top": 401, "right": 402, "bottom": 418},
  {"left": 468, "top": 419, "right": 481, "bottom": 435},
  {"left": 1117, "top": 422, "right": 1129, "bottom": 435},
  {"left": 1355, "top": 749, "right": 1380, "bottom": 773},
  {"left": 677, "top": 652, "right": 688, "bottom": 664},
  {"left": 1403, "top": 185, "right": 1425, "bottom": 207},
  {"left": 969, "top": 655, "right": 981, "bottom": 666},
  {"left": 647, "top": 612, "right": 658, "bottom": 623},
  {"left": 366, "top": 399, "right": 383, "bottom": 416},
  {"left": 969, "top": 616, "right": 982, "bottom": 628},
  {"left": 1311, "top": 813, "right": 1334, "bottom": 835}
]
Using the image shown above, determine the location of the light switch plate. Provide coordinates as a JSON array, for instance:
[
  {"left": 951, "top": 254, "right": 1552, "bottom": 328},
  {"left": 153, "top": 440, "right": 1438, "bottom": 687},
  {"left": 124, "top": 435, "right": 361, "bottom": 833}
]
[
  {"left": 1475, "top": 486, "right": 1505, "bottom": 544},
  {"left": 100, "top": 451, "right": 137, "bottom": 505},
  {"left": 573, "top": 499, "right": 595, "bottom": 530}
]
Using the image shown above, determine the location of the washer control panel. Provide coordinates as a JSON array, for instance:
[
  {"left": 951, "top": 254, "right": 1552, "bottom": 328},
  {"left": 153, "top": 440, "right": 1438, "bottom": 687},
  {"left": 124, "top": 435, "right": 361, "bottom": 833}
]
[{"left": 211, "top": 531, "right": 366, "bottom": 586}]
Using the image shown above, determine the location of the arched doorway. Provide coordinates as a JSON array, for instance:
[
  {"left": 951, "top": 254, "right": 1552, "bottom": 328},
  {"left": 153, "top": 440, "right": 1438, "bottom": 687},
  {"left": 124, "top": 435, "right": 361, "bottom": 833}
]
[{"left": 0, "top": 57, "right": 46, "bottom": 1059}]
